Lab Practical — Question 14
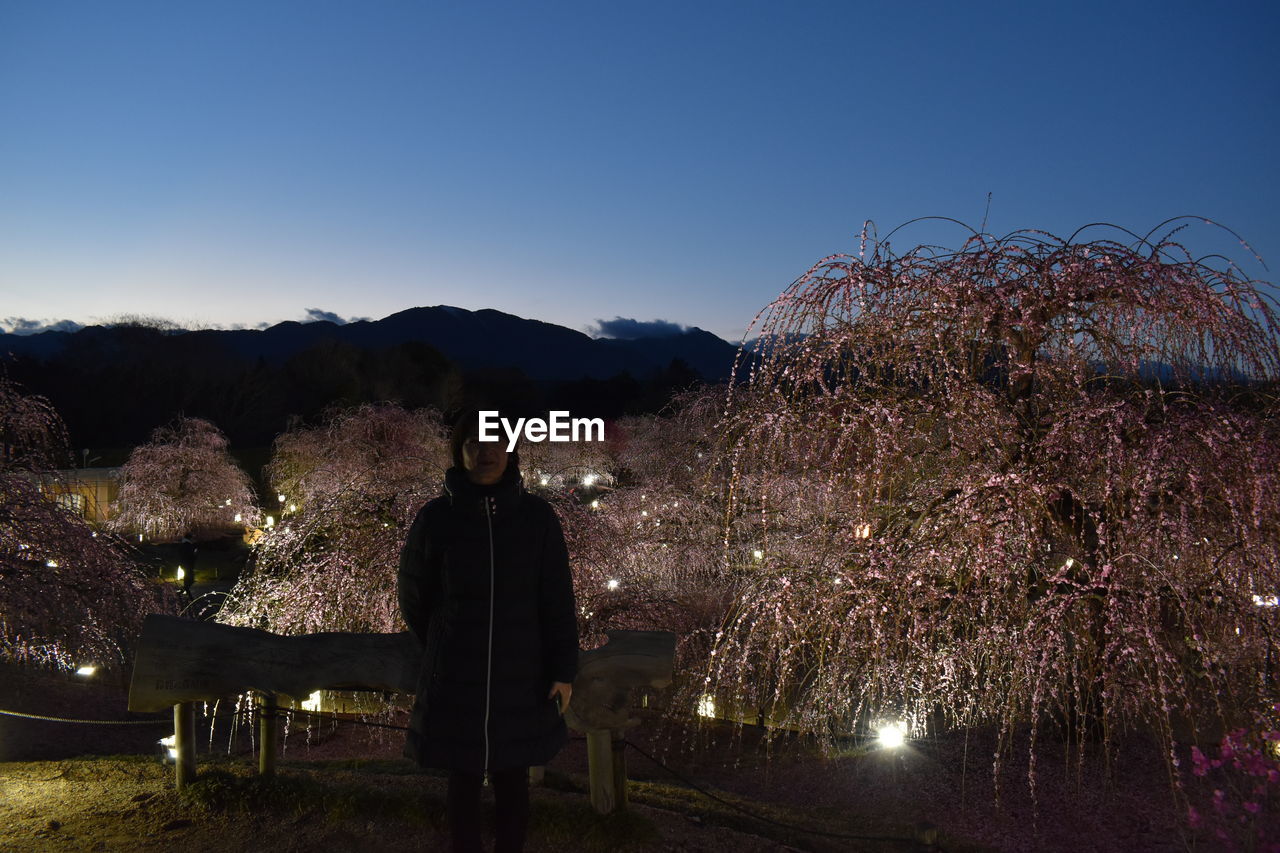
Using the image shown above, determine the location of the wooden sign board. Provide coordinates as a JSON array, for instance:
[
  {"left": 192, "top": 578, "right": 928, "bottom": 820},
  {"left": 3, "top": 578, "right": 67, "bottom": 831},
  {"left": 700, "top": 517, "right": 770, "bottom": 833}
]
[
  {"left": 128, "top": 614, "right": 420, "bottom": 712},
  {"left": 566, "top": 630, "right": 677, "bottom": 731},
  {"left": 128, "top": 613, "right": 676, "bottom": 731}
]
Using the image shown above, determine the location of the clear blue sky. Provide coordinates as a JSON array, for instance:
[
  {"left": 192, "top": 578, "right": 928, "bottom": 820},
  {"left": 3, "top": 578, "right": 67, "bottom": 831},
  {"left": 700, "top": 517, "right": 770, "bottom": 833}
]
[{"left": 2, "top": 1, "right": 1276, "bottom": 342}]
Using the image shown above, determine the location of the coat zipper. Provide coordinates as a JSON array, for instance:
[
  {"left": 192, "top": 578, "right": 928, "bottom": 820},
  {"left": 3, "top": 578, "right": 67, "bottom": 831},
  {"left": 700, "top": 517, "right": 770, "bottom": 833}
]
[{"left": 483, "top": 495, "right": 495, "bottom": 775}]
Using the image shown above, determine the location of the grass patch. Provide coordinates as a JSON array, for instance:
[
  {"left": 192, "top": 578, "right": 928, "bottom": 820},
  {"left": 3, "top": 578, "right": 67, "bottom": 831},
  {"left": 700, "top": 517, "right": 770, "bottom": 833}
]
[
  {"left": 539, "top": 768, "right": 813, "bottom": 848},
  {"left": 179, "top": 767, "right": 436, "bottom": 826},
  {"left": 176, "top": 763, "right": 657, "bottom": 851},
  {"left": 530, "top": 796, "right": 660, "bottom": 852},
  {"left": 277, "top": 756, "right": 435, "bottom": 776},
  {"left": 67, "top": 753, "right": 162, "bottom": 765},
  {"left": 539, "top": 766, "right": 969, "bottom": 852}
]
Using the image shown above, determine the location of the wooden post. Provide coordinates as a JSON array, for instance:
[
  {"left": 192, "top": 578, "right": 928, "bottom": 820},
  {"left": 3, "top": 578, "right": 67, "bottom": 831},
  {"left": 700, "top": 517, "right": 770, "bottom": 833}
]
[
  {"left": 586, "top": 729, "right": 626, "bottom": 814},
  {"left": 173, "top": 701, "right": 196, "bottom": 790},
  {"left": 611, "top": 732, "right": 627, "bottom": 811},
  {"left": 258, "top": 693, "right": 277, "bottom": 777}
]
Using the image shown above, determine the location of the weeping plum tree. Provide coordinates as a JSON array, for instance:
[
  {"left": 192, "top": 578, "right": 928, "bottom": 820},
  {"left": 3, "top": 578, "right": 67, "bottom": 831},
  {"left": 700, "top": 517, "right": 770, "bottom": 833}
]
[
  {"left": 218, "top": 404, "right": 448, "bottom": 634},
  {"left": 108, "top": 416, "right": 260, "bottom": 541},
  {"left": 1, "top": 373, "right": 69, "bottom": 470},
  {"left": 0, "top": 375, "right": 163, "bottom": 671},
  {"left": 707, "top": 222, "right": 1280, "bottom": 768},
  {"left": 561, "top": 391, "right": 736, "bottom": 663}
]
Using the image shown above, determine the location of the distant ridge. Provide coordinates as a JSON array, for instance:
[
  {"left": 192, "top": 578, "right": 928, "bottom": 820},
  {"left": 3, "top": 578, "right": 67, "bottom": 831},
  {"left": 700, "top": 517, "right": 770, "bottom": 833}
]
[{"left": 0, "top": 306, "right": 741, "bottom": 382}]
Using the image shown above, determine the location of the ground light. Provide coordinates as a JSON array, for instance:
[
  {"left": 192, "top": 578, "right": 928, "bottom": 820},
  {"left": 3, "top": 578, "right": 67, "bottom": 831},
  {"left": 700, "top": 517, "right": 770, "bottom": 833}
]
[
  {"left": 75, "top": 665, "right": 96, "bottom": 677},
  {"left": 876, "top": 720, "right": 907, "bottom": 749},
  {"left": 301, "top": 691, "right": 322, "bottom": 712},
  {"left": 159, "top": 734, "right": 177, "bottom": 763}
]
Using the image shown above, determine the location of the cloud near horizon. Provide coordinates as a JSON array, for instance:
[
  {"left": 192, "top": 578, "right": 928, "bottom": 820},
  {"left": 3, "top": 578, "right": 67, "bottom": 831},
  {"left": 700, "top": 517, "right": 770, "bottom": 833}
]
[
  {"left": 1, "top": 317, "right": 85, "bottom": 336},
  {"left": 303, "top": 308, "right": 371, "bottom": 325},
  {"left": 591, "top": 317, "right": 688, "bottom": 339}
]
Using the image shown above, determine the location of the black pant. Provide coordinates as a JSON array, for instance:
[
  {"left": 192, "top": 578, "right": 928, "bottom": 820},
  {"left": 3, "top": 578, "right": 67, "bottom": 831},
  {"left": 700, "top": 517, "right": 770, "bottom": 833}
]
[{"left": 447, "top": 767, "right": 529, "bottom": 853}]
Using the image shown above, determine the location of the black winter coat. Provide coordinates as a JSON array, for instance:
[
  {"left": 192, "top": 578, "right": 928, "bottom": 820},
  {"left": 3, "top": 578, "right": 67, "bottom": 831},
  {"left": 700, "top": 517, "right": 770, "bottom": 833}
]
[{"left": 398, "top": 466, "right": 579, "bottom": 772}]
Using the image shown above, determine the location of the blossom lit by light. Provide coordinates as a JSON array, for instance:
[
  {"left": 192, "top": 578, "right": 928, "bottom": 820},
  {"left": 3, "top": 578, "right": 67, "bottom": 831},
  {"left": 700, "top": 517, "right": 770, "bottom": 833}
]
[{"left": 1253, "top": 594, "right": 1279, "bottom": 607}]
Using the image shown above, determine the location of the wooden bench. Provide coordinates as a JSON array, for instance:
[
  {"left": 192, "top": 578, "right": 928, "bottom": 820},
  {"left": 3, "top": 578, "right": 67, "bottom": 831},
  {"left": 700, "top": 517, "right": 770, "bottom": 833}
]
[{"left": 128, "top": 614, "right": 675, "bottom": 813}]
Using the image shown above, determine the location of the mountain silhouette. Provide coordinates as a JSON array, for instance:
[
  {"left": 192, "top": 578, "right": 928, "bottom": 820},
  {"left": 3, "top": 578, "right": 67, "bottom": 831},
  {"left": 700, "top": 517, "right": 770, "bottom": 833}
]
[
  {"left": 2, "top": 306, "right": 739, "bottom": 383},
  {"left": 0, "top": 307, "right": 742, "bottom": 448}
]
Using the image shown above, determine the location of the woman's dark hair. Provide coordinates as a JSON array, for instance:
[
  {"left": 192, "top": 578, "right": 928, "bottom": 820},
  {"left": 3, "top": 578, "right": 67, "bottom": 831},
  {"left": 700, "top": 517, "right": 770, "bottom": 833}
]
[
  {"left": 449, "top": 410, "right": 520, "bottom": 471},
  {"left": 449, "top": 411, "right": 478, "bottom": 469}
]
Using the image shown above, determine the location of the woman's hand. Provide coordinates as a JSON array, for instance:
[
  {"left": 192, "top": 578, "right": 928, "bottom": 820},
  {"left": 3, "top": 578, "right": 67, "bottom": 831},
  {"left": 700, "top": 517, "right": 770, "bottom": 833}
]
[{"left": 548, "top": 681, "right": 572, "bottom": 713}]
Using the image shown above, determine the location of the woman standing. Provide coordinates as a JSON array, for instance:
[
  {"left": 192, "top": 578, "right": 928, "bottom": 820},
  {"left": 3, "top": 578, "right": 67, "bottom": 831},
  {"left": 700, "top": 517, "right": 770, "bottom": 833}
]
[{"left": 399, "top": 412, "right": 579, "bottom": 853}]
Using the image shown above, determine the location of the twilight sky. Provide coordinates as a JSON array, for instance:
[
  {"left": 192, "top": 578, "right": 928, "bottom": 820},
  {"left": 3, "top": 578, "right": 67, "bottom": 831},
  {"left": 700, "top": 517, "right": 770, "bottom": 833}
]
[{"left": 1, "top": 1, "right": 1277, "bottom": 343}]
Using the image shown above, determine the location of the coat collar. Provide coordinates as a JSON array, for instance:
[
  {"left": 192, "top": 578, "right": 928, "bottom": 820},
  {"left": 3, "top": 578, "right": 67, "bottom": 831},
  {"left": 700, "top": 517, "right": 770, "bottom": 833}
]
[{"left": 443, "top": 465, "right": 524, "bottom": 517}]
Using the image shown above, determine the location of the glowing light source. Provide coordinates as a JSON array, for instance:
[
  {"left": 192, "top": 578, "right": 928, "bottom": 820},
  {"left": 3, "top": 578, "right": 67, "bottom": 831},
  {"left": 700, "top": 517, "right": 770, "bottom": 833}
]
[
  {"left": 539, "top": 476, "right": 549, "bottom": 486},
  {"left": 265, "top": 515, "right": 275, "bottom": 528},
  {"left": 176, "top": 567, "right": 185, "bottom": 581},
  {"left": 278, "top": 494, "right": 286, "bottom": 503},
  {"left": 591, "top": 500, "right": 600, "bottom": 509},
  {"left": 876, "top": 720, "right": 907, "bottom": 748},
  {"left": 159, "top": 734, "right": 177, "bottom": 762},
  {"left": 45, "top": 560, "right": 58, "bottom": 568},
  {"left": 606, "top": 578, "right": 620, "bottom": 591},
  {"left": 301, "top": 690, "right": 322, "bottom": 712},
  {"left": 582, "top": 474, "right": 597, "bottom": 487},
  {"left": 288, "top": 504, "right": 297, "bottom": 513},
  {"left": 1253, "top": 594, "right": 1279, "bottom": 607},
  {"left": 752, "top": 549, "right": 763, "bottom": 561},
  {"left": 75, "top": 665, "right": 96, "bottom": 677},
  {"left": 697, "top": 694, "right": 716, "bottom": 718},
  {"left": 234, "top": 513, "right": 242, "bottom": 522}
]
